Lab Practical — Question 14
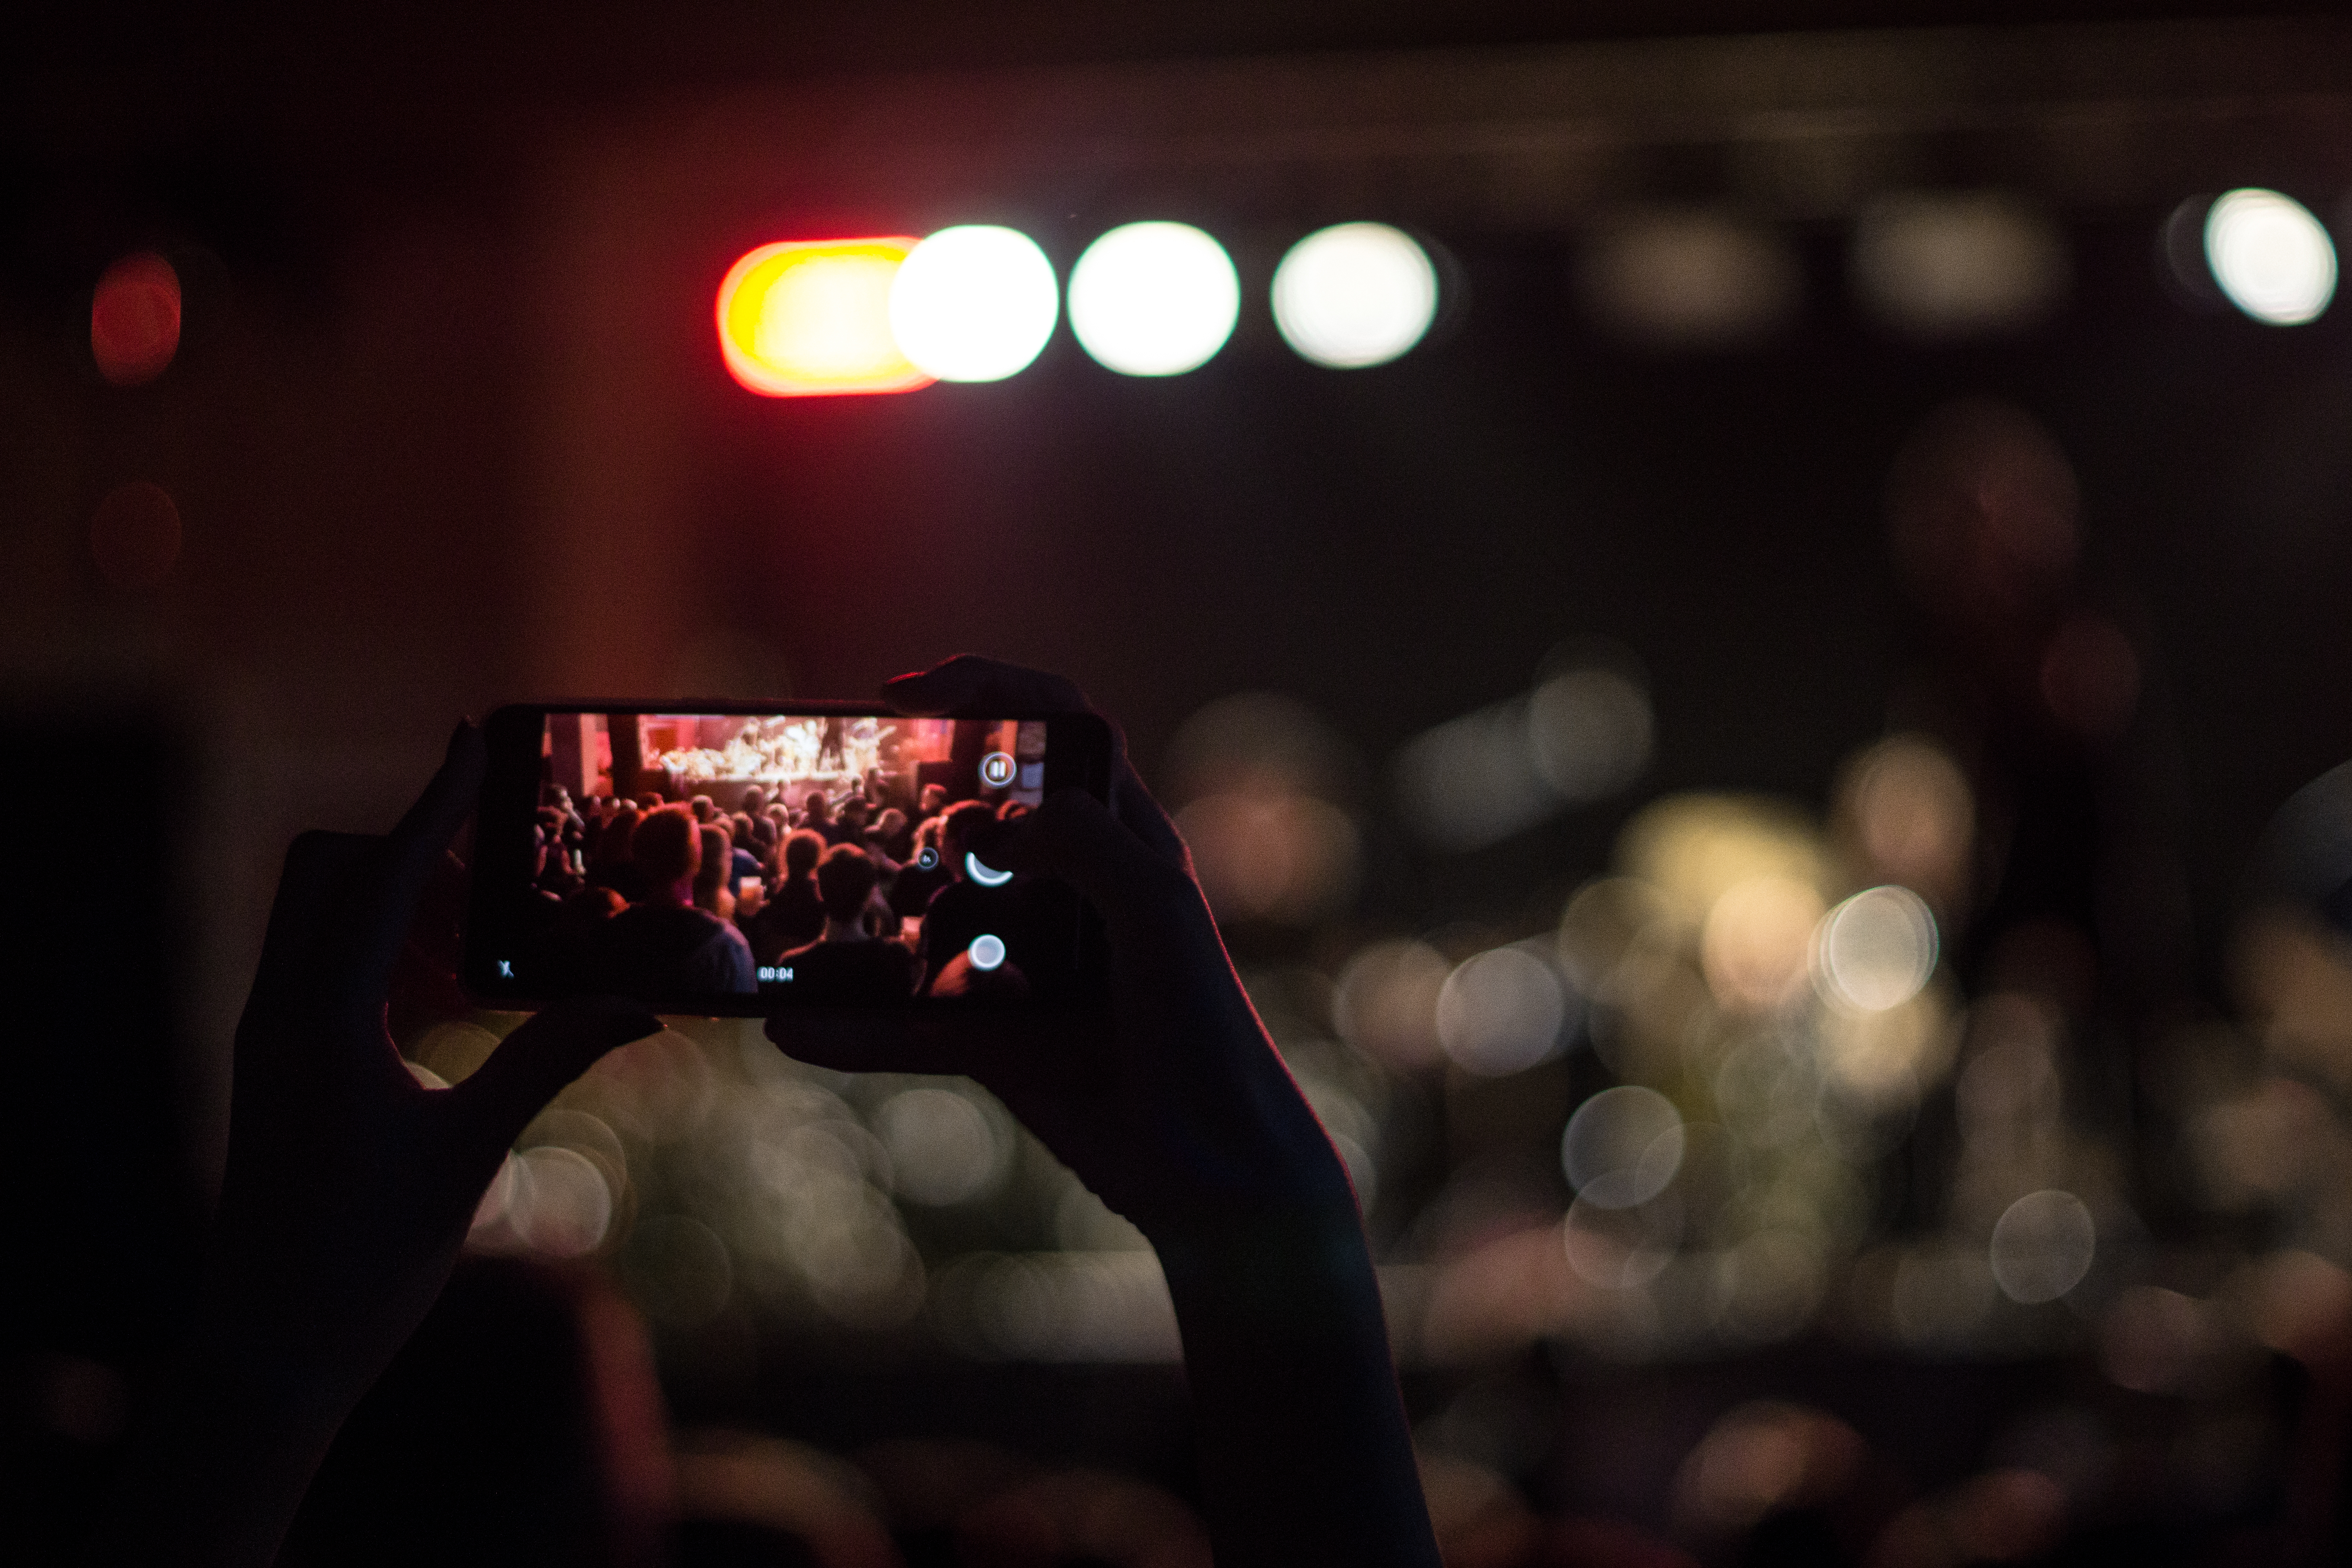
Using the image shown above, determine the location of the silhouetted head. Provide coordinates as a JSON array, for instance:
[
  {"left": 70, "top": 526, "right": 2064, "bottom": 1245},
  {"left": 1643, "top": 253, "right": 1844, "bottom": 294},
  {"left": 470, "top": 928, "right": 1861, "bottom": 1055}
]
[
  {"left": 781, "top": 829, "right": 824, "bottom": 879},
  {"left": 815, "top": 844, "right": 879, "bottom": 925},
  {"left": 631, "top": 806, "right": 701, "bottom": 891},
  {"left": 940, "top": 799, "right": 998, "bottom": 871},
  {"left": 693, "top": 826, "right": 733, "bottom": 910},
  {"left": 594, "top": 806, "right": 639, "bottom": 865}
]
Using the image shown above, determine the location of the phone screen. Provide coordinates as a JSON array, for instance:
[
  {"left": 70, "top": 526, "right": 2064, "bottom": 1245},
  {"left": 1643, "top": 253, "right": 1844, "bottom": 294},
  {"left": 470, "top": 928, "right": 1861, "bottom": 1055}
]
[{"left": 464, "top": 705, "right": 1110, "bottom": 1014}]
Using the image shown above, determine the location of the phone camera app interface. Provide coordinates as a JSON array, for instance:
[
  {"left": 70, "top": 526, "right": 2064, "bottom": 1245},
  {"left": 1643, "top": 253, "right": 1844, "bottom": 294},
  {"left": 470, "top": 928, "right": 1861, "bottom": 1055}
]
[{"left": 515, "top": 713, "right": 1054, "bottom": 1007}]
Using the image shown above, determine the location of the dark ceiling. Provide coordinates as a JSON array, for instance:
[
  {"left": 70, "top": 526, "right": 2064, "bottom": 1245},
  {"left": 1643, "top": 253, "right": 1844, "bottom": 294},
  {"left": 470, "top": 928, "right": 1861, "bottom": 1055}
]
[{"left": 5, "top": 4, "right": 2339, "bottom": 123}]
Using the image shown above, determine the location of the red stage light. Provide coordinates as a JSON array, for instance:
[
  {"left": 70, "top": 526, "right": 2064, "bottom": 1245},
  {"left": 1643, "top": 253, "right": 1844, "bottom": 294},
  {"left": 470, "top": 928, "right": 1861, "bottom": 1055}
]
[
  {"left": 91, "top": 253, "right": 181, "bottom": 387},
  {"left": 715, "top": 238, "right": 933, "bottom": 396}
]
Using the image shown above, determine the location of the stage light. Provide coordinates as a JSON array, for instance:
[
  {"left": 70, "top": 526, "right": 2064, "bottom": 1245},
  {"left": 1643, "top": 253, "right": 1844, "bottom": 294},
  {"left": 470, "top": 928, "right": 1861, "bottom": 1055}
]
[
  {"left": 1561, "top": 1085, "right": 1684, "bottom": 1209},
  {"left": 1332, "top": 938, "right": 1449, "bottom": 1068},
  {"left": 1580, "top": 211, "right": 1800, "bottom": 346},
  {"left": 1067, "top": 221, "right": 1238, "bottom": 376},
  {"left": 1435, "top": 944, "right": 1568, "bottom": 1077},
  {"left": 1814, "top": 886, "right": 1938, "bottom": 1012},
  {"left": 715, "top": 238, "right": 933, "bottom": 396},
  {"left": 1989, "top": 1189, "right": 2096, "bottom": 1303},
  {"left": 1270, "top": 222, "right": 1437, "bottom": 368},
  {"left": 1850, "top": 193, "right": 2069, "bottom": 339},
  {"left": 91, "top": 252, "right": 180, "bottom": 387},
  {"left": 888, "top": 225, "right": 1058, "bottom": 382},
  {"left": 875, "top": 1085, "right": 1005, "bottom": 1203},
  {"left": 2204, "top": 189, "right": 2336, "bottom": 325}
]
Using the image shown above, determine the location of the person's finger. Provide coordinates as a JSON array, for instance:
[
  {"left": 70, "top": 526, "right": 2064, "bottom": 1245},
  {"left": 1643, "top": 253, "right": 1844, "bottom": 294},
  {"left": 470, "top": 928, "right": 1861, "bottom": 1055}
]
[
  {"left": 884, "top": 658, "right": 1186, "bottom": 866},
  {"left": 363, "top": 722, "right": 488, "bottom": 990},
  {"left": 883, "top": 655, "right": 1089, "bottom": 717},
  {"left": 766, "top": 1012, "right": 975, "bottom": 1076},
  {"left": 986, "top": 787, "right": 1203, "bottom": 943},
  {"left": 240, "top": 830, "right": 378, "bottom": 1045},
  {"left": 765, "top": 1009, "right": 1086, "bottom": 1102},
  {"left": 1109, "top": 753, "right": 1191, "bottom": 871},
  {"left": 451, "top": 997, "right": 662, "bottom": 1157},
  {"left": 409, "top": 846, "right": 473, "bottom": 969}
]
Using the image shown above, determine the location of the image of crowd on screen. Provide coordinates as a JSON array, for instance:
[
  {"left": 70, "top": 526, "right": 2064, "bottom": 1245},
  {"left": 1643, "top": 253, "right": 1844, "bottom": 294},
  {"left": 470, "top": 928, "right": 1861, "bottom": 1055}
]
[{"left": 515, "top": 773, "right": 1037, "bottom": 1002}]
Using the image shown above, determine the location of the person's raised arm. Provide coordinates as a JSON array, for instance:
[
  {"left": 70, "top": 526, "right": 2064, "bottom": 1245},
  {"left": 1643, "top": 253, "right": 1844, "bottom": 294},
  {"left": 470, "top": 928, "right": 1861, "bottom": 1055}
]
[
  {"left": 770, "top": 657, "right": 1440, "bottom": 1568},
  {"left": 89, "top": 725, "right": 659, "bottom": 1568}
]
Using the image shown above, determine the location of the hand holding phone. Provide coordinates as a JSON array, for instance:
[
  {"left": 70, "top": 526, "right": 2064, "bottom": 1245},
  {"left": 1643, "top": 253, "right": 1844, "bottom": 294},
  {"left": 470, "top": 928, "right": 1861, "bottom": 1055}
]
[
  {"left": 94, "top": 727, "right": 661, "bottom": 1568},
  {"left": 763, "top": 657, "right": 1353, "bottom": 1237},
  {"left": 464, "top": 700, "right": 1112, "bottom": 1013},
  {"left": 766, "top": 657, "right": 1437, "bottom": 1567}
]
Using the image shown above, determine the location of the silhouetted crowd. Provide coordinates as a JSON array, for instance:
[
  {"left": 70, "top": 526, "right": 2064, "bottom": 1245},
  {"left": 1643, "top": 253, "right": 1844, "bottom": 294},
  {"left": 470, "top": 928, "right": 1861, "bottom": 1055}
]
[{"left": 519, "top": 776, "right": 1037, "bottom": 1002}]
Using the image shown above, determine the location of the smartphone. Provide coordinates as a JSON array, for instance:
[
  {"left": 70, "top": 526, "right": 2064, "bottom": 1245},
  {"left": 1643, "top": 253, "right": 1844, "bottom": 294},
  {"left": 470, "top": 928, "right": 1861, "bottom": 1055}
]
[{"left": 465, "top": 702, "right": 1113, "bottom": 1014}]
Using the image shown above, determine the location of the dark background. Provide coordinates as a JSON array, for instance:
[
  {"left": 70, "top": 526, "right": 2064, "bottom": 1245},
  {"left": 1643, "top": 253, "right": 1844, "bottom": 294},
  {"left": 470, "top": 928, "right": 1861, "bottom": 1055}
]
[{"left": 5, "top": 3, "right": 2351, "bottom": 1562}]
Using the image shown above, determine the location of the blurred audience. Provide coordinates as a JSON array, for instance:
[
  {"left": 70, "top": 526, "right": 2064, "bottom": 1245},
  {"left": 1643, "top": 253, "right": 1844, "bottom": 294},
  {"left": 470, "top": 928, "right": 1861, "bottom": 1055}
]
[
  {"left": 593, "top": 805, "right": 756, "bottom": 995},
  {"left": 776, "top": 844, "right": 920, "bottom": 1002},
  {"left": 543, "top": 775, "right": 1050, "bottom": 1002}
]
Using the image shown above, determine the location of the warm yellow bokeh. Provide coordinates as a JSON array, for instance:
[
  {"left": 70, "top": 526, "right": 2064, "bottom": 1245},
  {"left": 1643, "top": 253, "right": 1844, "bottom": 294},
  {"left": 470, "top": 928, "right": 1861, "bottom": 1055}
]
[{"left": 715, "top": 239, "right": 933, "bottom": 396}]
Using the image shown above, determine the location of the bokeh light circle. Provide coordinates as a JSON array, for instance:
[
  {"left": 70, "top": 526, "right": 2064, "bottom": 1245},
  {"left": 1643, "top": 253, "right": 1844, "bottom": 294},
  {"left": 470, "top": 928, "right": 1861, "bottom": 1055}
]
[
  {"left": 1814, "top": 885, "right": 1938, "bottom": 1012},
  {"left": 888, "top": 225, "right": 1060, "bottom": 381},
  {"left": 2204, "top": 189, "right": 2337, "bottom": 325},
  {"left": 1067, "top": 221, "right": 1239, "bottom": 376},
  {"left": 1270, "top": 222, "right": 1438, "bottom": 368},
  {"left": 91, "top": 252, "right": 181, "bottom": 387},
  {"left": 967, "top": 933, "right": 1007, "bottom": 971},
  {"left": 1989, "top": 1189, "right": 2097, "bottom": 1303},
  {"left": 1434, "top": 946, "right": 1567, "bottom": 1076},
  {"left": 1562, "top": 1085, "right": 1686, "bottom": 1209},
  {"left": 1332, "top": 938, "right": 1450, "bottom": 1067},
  {"left": 715, "top": 238, "right": 931, "bottom": 396},
  {"left": 512, "top": 1145, "right": 613, "bottom": 1258},
  {"left": 874, "top": 1087, "right": 1005, "bottom": 1205}
]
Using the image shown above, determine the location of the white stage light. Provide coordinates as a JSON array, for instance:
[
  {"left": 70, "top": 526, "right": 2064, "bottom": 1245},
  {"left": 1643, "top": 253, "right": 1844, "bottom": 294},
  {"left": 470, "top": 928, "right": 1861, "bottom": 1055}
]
[
  {"left": 1270, "top": 222, "right": 1438, "bottom": 368},
  {"left": 2205, "top": 189, "right": 2337, "bottom": 325},
  {"left": 1067, "top": 221, "right": 1239, "bottom": 376},
  {"left": 888, "top": 225, "right": 1060, "bottom": 381},
  {"left": 1850, "top": 193, "right": 2069, "bottom": 339}
]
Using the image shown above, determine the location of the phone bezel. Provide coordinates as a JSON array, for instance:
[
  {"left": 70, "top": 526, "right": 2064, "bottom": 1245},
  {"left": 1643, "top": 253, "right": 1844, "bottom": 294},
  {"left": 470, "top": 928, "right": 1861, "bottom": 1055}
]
[{"left": 464, "top": 701, "right": 1113, "bottom": 1016}]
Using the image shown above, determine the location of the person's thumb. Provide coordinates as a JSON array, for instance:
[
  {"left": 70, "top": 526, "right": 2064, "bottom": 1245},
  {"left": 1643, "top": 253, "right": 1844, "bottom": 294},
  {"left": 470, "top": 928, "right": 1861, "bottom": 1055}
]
[
  {"left": 452, "top": 997, "right": 662, "bottom": 1155},
  {"left": 985, "top": 788, "right": 1200, "bottom": 942}
]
